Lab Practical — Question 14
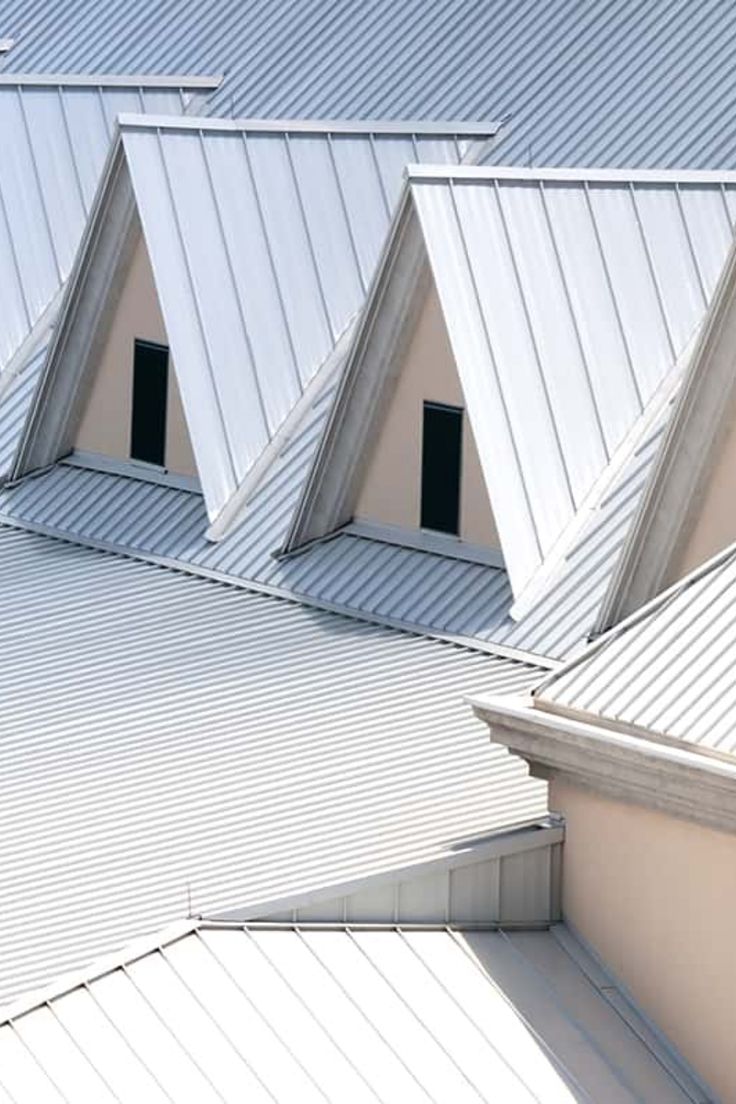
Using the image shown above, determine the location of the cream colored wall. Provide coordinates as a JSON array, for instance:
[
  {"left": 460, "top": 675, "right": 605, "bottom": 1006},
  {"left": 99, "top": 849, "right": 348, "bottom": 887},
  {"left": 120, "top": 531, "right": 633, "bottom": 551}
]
[
  {"left": 671, "top": 411, "right": 736, "bottom": 583},
  {"left": 75, "top": 232, "right": 197, "bottom": 478},
  {"left": 550, "top": 779, "right": 736, "bottom": 1101},
  {"left": 355, "top": 283, "right": 499, "bottom": 547}
]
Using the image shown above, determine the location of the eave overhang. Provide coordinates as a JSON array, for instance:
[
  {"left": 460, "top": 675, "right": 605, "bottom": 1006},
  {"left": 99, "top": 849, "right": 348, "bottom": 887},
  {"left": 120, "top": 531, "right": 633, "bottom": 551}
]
[{"left": 471, "top": 693, "right": 736, "bottom": 835}]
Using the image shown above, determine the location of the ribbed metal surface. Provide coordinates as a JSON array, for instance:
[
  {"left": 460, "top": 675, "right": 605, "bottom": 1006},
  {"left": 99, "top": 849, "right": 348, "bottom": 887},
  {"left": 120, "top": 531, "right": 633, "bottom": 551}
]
[
  {"left": 0, "top": 394, "right": 666, "bottom": 662},
  {"left": 0, "top": 923, "right": 705, "bottom": 1103},
  {"left": 540, "top": 541, "right": 736, "bottom": 757},
  {"left": 116, "top": 119, "right": 482, "bottom": 521},
  {"left": 2, "top": 0, "right": 736, "bottom": 173},
  {"left": 0, "top": 523, "right": 545, "bottom": 1006},
  {"left": 411, "top": 168, "right": 736, "bottom": 601},
  {"left": 0, "top": 341, "right": 45, "bottom": 475},
  {"left": 0, "top": 80, "right": 196, "bottom": 375}
]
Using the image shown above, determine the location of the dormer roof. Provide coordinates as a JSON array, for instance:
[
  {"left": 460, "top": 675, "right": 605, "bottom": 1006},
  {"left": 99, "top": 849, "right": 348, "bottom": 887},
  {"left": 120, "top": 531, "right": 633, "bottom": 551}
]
[
  {"left": 289, "top": 164, "right": 736, "bottom": 610},
  {"left": 12, "top": 115, "right": 496, "bottom": 525}
]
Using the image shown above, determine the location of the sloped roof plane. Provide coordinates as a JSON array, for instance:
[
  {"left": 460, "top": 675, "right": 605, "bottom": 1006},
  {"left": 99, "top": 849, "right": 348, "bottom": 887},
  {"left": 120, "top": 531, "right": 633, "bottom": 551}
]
[
  {"left": 13, "top": 115, "right": 496, "bottom": 524},
  {"left": 0, "top": 921, "right": 707, "bottom": 1103},
  {"left": 0, "top": 75, "right": 218, "bottom": 377},
  {"left": 289, "top": 164, "right": 736, "bottom": 608}
]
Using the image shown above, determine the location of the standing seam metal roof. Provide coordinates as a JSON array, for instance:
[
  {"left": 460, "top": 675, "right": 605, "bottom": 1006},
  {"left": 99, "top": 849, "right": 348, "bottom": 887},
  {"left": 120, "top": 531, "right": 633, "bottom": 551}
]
[
  {"left": 0, "top": 922, "right": 707, "bottom": 1103},
  {"left": 0, "top": 78, "right": 207, "bottom": 376},
  {"left": 3, "top": 0, "right": 736, "bottom": 172}
]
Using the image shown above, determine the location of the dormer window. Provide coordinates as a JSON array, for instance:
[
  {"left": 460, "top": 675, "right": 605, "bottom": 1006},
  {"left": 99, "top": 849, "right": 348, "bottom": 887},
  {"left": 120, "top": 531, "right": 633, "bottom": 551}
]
[
  {"left": 421, "top": 401, "right": 463, "bottom": 536},
  {"left": 130, "top": 339, "right": 169, "bottom": 466}
]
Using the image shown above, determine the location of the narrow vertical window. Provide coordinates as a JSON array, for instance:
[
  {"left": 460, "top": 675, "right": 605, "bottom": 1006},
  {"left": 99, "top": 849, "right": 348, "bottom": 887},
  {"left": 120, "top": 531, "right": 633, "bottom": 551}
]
[
  {"left": 421, "top": 401, "right": 462, "bottom": 535},
  {"left": 130, "top": 340, "right": 168, "bottom": 466}
]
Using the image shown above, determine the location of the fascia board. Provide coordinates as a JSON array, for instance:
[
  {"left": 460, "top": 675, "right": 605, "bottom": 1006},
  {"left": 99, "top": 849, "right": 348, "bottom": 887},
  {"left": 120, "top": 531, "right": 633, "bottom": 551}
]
[
  {"left": 471, "top": 694, "right": 736, "bottom": 834},
  {"left": 596, "top": 234, "right": 736, "bottom": 632}
]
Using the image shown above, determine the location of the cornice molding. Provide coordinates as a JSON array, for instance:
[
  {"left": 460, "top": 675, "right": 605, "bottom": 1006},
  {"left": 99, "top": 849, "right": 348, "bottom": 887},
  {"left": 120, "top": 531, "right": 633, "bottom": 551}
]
[{"left": 471, "top": 695, "right": 736, "bottom": 835}]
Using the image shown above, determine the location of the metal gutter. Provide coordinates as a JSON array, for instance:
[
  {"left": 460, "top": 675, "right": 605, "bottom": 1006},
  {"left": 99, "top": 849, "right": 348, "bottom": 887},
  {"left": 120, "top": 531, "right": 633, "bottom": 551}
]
[
  {"left": 115, "top": 112, "right": 502, "bottom": 135},
  {"left": 0, "top": 72, "right": 223, "bottom": 87}
]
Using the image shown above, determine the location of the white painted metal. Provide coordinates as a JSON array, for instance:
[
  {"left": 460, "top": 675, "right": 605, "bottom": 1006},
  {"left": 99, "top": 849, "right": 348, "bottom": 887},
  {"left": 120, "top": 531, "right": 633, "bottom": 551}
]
[
  {"left": 0, "top": 523, "right": 546, "bottom": 1006},
  {"left": 0, "top": 923, "right": 706, "bottom": 1103},
  {"left": 252, "top": 825, "right": 563, "bottom": 926},
  {"left": 0, "top": 79, "right": 204, "bottom": 377},
  {"left": 410, "top": 169, "right": 735, "bottom": 602},
  {"left": 539, "top": 540, "right": 736, "bottom": 759},
  {"left": 117, "top": 117, "right": 490, "bottom": 521}
]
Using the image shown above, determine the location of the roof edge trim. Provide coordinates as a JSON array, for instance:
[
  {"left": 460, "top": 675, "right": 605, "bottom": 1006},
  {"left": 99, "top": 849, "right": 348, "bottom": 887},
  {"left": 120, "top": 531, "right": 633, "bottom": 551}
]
[
  {"left": 0, "top": 72, "right": 223, "bottom": 88},
  {"left": 471, "top": 692, "right": 736, "bottom": 834},
  {"left": 405, "top": 163, "right": 736, "bottom": 185},
  {"left": 116, "top": 112, "right": 501, "bottom": 136}
]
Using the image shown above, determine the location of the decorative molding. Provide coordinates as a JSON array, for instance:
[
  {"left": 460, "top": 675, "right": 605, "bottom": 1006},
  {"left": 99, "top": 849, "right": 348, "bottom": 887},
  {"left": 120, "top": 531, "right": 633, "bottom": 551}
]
[{"left": 471, "top": 694, "right": 736, "bottom": 835}]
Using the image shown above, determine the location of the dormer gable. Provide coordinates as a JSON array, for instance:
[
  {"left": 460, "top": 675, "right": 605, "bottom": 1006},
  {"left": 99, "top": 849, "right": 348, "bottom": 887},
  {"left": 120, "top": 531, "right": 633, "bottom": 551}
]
[
  {"left": 288, "top": 165, "right": 736, "bottom": 613},
  {"left": 12, "top": 115, "right": 497, "bottom": 530},
  {"left": 352, "top": 280, "right": 500, "bottom": 558}
]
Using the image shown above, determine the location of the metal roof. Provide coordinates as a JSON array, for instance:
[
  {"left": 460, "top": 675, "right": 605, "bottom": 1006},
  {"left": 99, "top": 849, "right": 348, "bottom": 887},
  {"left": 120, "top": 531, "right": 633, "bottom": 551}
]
[
  {"left": 0, "top": 522, "right": 546, "bottom": 1005},
  {"left": 408, "top": 166, "right": 735, "bottom": 604},
  {"left": 0, "top": 921, "right": 707, "bottom": 1104},
  {"left": 17, "top": 115, "right": 490, "bottom": 524},
  {"left": 537, "top": 540, "right": 736, "bottom": 757},
  {"left": 2, "top": 0, "right": 736, "bottom": 172},
  {"left": 0, "top": 369, "right": 671, "bottom": 664},
  {"left": 0, "top": 78, "right": 209, "bottom": 378}
]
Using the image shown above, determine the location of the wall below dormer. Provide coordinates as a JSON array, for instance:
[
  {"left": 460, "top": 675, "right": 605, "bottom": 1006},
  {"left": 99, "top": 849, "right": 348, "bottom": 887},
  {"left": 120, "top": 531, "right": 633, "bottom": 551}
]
[
  {"left": 355, "top": 282, "right": 499, "bottom": 548},
  {"left": 75, "top": 230, "right": 197, "bottom": 478}
]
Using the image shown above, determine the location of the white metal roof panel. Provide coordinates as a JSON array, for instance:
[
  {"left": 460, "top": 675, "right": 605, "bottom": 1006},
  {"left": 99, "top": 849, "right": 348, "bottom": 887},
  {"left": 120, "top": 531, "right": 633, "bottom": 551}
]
[
  {"left": 3, "top": 0, "right": 736, "bottom": 176},
  {"left": 0, "top": 523, "right": 546, "bottom": 1005},
  {"left": 0, "top": 79, "right": 205, "bottom": 376},
  {"left": 410, "top": 169, "right": 735, "bottom": 600},
  {"left": 538, "top": 541, "right": 736, "bottom": 756},
  {"left": 0, "top": 922, "right": 706, "bottom": 1103},
  {"left": 118, "top": 117, "right": 489, "bottom": 522}
]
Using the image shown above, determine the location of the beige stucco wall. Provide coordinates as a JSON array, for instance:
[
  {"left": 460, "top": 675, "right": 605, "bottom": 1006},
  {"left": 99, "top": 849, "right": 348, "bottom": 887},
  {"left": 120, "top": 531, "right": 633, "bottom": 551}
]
[
  {"left": 355, "top": 283, "right": 499, "bottom": 547},
  {"left": 75, "top": 232, "right": 197, "bottom": 478},
  {"left": 671, "top": 410, "right": 736, "bottom": 583},
  {"left": 551, "top": 778, "right": 736, "bottom": 1101}
]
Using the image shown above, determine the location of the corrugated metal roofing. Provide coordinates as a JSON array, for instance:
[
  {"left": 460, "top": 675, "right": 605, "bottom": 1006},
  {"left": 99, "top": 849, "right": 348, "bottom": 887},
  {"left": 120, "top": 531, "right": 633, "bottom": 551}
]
[
  {"left": 2, "top": 0, "right": 736, "bottom": 172},
  {"left": 0, "top": 377, "right": 669, "bottom": 663},
  {"left": 537, "top": 541, "right": 736, "bottom": 756},
  {"left": 0, "top": 522, "right": 546, "bottom": 1006},
  {"left": 0, "top": 78, "right": 205, "bottom": 375},
  {"left": 410, "top": 166, "right": 736, "bottom": 603},
  {"left": 0, "top": 340, "right": 47, "bottom": 476},
  {"left": 0, "top": 922, "right": 707, "bottom": 1103}
]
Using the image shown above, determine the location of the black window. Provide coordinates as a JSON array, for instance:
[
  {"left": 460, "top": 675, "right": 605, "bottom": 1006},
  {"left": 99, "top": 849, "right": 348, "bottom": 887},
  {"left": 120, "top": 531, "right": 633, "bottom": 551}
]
[
  {"left": 421, "top": 401, "right": 463, "bottom": 535},
  {"left": 130, "top": 340, "right": 168, "bottom": 467}
]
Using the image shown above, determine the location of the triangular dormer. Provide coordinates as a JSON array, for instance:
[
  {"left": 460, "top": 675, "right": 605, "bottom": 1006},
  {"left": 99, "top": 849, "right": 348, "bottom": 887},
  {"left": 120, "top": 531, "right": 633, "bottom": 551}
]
[
  {"left": 288, "top": 165, "right": 736, "bottom": 616},
  {"left": 12, "top": 116, "right": 497, "bottom": 531}
]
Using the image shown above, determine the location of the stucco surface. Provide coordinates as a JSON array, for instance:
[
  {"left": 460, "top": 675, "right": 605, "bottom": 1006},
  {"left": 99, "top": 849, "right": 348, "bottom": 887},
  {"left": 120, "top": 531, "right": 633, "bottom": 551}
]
[{"left": 551, "top": 778, "right": 736, "bottom": 1102}]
